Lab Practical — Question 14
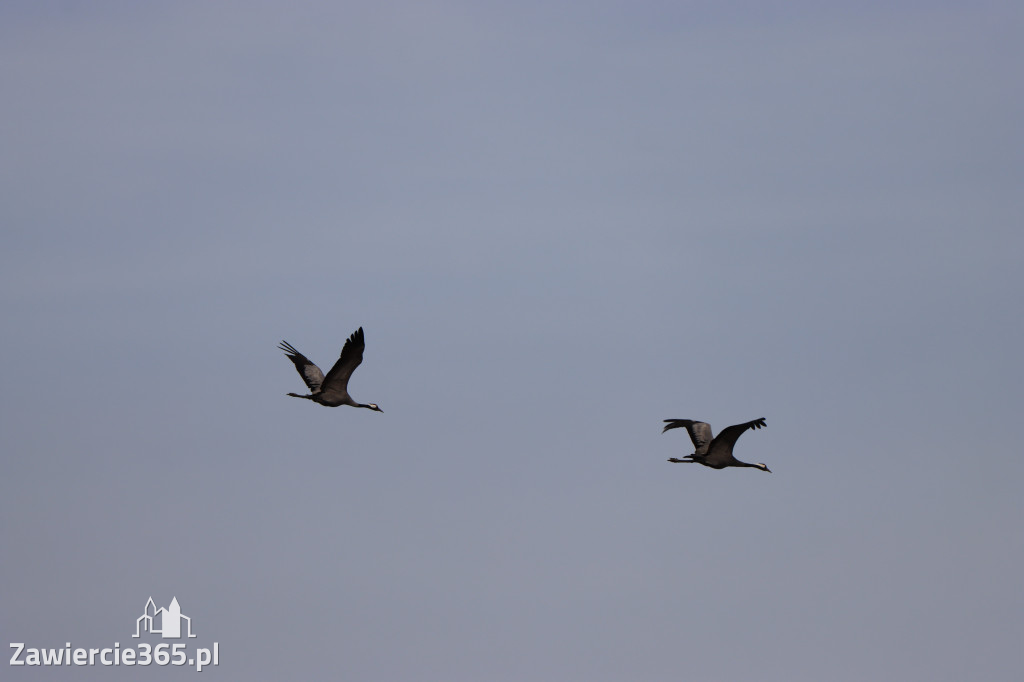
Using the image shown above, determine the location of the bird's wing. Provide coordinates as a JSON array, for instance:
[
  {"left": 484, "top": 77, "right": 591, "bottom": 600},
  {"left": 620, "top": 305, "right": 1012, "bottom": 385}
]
[
  {"left": 321, "top": 327, "right": 366, "bottom": 394},
  {"left": 704, "top": 418, "right": 767, "bottom": 465},
  {"left": 279, "top": 341, "right": 325, "bottom": 392},
  {"left": 662, "top": 419, "right": 714, "bottom": 455}
]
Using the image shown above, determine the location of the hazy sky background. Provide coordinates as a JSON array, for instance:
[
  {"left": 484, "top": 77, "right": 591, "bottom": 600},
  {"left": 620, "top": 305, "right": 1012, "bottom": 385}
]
[{"left": 2, "top": 2, "right": 1022, "bottom": 680}]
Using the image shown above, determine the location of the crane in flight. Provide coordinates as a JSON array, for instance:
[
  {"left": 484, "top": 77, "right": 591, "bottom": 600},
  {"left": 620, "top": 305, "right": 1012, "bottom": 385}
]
[
  {"left": 279, "top": 327, "right": 382, "bottom": 412},
  {"left": 663, "top": 418, "right": 769, "bottom": 472}
]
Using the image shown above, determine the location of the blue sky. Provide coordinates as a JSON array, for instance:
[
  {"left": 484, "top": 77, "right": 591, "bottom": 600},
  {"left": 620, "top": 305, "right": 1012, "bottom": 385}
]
[{"left": 2, "top": 2, "right": 1022, "bottom": 680}]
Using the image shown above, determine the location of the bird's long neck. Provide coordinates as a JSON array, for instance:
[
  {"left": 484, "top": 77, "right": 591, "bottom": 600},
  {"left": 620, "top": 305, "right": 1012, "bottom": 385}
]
[{"left": 738, "top": 461, "right": 770, "bottom": 472}]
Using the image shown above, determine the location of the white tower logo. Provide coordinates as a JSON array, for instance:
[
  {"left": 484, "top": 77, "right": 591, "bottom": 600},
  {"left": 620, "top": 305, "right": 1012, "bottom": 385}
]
[{"left": 133, "top": 597, "right": 196, "bottom": 639}]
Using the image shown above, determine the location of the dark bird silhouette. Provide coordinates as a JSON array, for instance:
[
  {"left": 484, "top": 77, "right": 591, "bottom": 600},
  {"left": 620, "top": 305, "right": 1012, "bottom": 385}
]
[
  {"left": 279, "top": 328, "right": 382, "bottom": 411},
  {"left": 663, "top": 418, "right": 769, "bottom": 471}
]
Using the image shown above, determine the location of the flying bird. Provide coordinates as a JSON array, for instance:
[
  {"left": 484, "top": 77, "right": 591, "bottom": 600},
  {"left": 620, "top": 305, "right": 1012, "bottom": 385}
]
[
  {"left": 279, "top": 328, "right": 382, "bottom": 411},
  {"left": 662, "top": 418, "right": 769, "bottom": 472}
]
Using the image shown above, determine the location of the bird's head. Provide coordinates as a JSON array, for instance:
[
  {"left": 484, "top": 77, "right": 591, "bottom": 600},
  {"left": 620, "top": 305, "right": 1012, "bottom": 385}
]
[
  {"left": 756, "top": 463, "right": 771, "bottom": 473},
  {"left": 367, "top": 403, "right": 383, "bottom": 413}
]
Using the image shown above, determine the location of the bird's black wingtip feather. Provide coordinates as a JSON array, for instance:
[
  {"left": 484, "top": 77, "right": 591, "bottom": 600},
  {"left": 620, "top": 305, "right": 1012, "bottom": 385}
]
[
  {"left": 661, "top": 419, "right": 687, "bottom": 433},
  {"left": 279, "top": 340, "right": 302, "bottom": 356}
]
